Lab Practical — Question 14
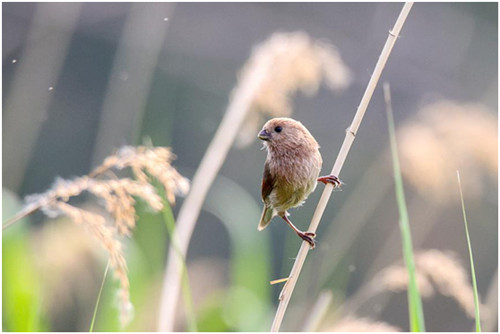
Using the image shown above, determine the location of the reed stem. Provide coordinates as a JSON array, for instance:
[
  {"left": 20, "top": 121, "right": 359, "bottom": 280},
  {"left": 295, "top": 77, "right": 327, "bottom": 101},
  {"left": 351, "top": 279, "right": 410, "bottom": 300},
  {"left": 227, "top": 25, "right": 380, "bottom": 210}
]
[{"left": 270, "top": 3, "right": 414, "bottom": 331}]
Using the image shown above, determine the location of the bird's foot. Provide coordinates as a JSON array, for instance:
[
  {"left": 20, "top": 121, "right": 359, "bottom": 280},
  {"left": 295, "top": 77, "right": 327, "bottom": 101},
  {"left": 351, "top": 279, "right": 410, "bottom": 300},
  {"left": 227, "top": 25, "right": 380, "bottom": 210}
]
[
  {"left": 318, "top": 174, "right": 342, "bottom": 189},
  {"left": 297, "top": 231, "right": 316, "bottom": 249}
]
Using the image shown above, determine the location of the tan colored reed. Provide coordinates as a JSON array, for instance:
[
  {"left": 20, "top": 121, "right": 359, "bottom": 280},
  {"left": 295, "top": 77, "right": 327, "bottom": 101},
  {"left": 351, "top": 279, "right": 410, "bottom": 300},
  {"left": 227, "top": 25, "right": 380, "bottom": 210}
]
[{"left": 270, "top": 3, "right": 414, "bottom": 331}]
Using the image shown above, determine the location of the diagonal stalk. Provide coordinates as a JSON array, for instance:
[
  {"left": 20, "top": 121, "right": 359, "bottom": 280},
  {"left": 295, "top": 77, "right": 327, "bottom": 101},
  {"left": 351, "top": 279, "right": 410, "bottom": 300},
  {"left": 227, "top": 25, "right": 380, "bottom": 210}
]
[{"left": 270, "top": 3, "right": 414, "bottom": 331}]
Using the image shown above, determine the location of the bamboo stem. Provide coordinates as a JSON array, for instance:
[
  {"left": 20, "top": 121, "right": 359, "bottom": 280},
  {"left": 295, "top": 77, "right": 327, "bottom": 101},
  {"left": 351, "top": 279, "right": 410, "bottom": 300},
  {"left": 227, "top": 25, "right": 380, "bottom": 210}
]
[{"left": 270, "top": 3, "right": 414, "bottom": 331}]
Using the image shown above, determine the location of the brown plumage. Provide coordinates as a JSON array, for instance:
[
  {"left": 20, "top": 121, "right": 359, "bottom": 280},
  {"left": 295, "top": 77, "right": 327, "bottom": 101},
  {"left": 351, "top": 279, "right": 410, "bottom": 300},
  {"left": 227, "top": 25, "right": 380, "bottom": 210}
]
[{"left": 257, "top": 117, "right": 341, "bottom": 248}]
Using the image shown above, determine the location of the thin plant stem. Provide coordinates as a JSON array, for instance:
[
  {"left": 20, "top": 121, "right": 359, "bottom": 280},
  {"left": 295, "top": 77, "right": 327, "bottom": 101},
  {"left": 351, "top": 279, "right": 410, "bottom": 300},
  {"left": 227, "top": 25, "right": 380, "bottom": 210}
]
[
  {"left": 2, "top": 205, "right": 42, "bottom": 230},
  {"left": 384, "top": 82, "right": 425, "bottom": 331},
  {"left": 89, "top": 261, "right": 110, "bottom": 332},
  {"left": 270, "top": 3, "right": 414, "bottom": 331},
  {"left": 156, "top": 50, "right": 271, "bottom": 332},
  {"left": 457, "top": 170, "right": 482, "bottom": 332},
  {"left": 161, "top": 202, "right": 198, "bottom": 332}
]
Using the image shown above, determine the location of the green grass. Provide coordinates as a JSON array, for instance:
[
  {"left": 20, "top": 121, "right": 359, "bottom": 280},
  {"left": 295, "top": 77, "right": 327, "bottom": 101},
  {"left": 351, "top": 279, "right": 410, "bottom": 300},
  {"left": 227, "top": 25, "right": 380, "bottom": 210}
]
[
  {"left": 385, "top": 84, "right": 426, "bottom": 332},
  {"left": 89, "top": 262, "right": 110, "bottom": 332},
  {"left": 456, "top": 171, "right": 481, "bottom": 332},
  {"left": 2, "top": 189, "right": 49, "bottom": 332},
  {"left": 204, "top": 175, "right": 272, "bottom": 331}
]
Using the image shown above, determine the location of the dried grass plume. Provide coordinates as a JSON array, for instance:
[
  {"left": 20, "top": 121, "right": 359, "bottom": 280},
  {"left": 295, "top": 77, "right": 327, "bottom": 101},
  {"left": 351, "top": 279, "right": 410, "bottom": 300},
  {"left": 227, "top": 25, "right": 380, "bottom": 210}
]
[
  {"left": 398, "top": 100, "right": 497, "bottom": 203},
  {"left": 22, "top": 145, "right": 189, "bottom": 326},
  {"left": 373, "top": 249, "right": 485, "bottom": 319}
]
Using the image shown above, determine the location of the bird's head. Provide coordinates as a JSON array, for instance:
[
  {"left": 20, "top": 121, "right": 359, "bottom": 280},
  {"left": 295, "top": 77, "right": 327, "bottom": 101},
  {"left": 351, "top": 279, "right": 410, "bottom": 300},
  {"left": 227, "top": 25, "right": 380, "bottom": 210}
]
[{"left": 257, "top": 117, "right": 318, "bottom": 151}]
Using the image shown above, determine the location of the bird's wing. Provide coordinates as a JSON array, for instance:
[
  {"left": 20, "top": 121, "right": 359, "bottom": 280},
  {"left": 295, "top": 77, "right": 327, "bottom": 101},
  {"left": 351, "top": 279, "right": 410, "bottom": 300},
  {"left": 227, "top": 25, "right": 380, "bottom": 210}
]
[
  {"left": 258, "top": 160, "right": 275, "bottom": 231},
  {"left": 261, "top": 160, "right": 274, "bottom": 202}
]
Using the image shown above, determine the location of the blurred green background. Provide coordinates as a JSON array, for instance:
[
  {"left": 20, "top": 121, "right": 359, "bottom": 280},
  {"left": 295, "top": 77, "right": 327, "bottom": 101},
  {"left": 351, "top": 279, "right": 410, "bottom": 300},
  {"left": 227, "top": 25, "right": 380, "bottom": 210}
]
[{"left": 2, "top": 2, "right": 497, "bottom": 332}]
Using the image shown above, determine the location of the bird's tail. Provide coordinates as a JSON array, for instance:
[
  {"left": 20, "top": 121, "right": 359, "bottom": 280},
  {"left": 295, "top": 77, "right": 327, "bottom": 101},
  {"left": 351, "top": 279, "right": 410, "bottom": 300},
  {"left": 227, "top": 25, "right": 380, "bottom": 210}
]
[{"left": 258, "top": 206, "right": 274, "bottom": 231}]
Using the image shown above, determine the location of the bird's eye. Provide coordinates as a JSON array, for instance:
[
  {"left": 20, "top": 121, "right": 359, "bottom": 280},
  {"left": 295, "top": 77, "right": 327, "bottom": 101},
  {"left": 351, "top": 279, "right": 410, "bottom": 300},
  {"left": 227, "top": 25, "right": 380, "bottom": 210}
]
[{"left": 275, "top": 126, "right": 282, "bottom": 133}]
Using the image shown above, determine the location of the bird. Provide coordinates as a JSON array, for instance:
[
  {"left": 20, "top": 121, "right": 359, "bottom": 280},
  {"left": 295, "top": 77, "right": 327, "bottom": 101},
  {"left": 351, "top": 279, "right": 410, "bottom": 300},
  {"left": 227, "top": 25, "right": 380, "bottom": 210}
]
[{"left": 257, "top": 117, "right": 341, "bottom": 249}]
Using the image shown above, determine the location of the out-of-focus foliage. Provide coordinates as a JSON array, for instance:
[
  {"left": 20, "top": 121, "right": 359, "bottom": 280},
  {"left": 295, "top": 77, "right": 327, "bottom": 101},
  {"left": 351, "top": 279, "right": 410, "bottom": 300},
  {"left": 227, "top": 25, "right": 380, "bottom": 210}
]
[
  {"left": 204, "top": 176, "right": 272, "bottom": 331},
  {"left": 2, "top": 189, "right": 49, "bottom": 331}
]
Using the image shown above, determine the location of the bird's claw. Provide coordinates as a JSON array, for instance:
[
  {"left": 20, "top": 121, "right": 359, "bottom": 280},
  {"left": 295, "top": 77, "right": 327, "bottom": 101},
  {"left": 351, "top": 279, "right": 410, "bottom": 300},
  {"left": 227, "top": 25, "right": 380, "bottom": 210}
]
[
  {"left": 318, "top": 174, "right": 342, "bottom": 189},
  {"left": 298, "top": 231, "right": 316, "bottom": 249}
]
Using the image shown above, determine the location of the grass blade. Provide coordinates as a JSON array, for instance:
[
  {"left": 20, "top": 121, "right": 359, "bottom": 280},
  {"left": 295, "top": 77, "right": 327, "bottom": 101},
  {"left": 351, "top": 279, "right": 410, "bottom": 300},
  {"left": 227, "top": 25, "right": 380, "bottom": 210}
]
[
  {"left": 457, "top": 171, "right": 482, "bottom": 332},
  {"left": 384, "top": 83, "right": 425, "bottom": 331},
  {"left": 89, "top": 261, "right": 110, "bottom": 332}
]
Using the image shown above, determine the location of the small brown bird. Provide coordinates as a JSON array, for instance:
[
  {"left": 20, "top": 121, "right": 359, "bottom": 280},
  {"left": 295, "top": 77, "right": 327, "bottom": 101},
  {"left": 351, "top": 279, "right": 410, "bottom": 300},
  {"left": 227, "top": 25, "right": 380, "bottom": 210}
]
[{"left": 257, "top": 117, "right": 341, "bottom": 249}]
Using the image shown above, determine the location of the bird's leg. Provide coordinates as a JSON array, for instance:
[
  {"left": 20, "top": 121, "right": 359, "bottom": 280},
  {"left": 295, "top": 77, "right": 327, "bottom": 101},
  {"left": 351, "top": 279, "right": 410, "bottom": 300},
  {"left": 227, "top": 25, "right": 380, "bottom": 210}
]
[
  {"left": 280, "top": 213, "right": 316, "bottom": 249},
  {"left": 318, "top": 174, "right": 342, "bottom": 189}
]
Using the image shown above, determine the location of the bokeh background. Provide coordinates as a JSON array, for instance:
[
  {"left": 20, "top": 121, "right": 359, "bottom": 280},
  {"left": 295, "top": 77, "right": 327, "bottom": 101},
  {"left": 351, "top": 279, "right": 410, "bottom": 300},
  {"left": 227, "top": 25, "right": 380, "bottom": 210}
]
[{"left": 2, "top": 2, "right": 497, "bottom": 332}]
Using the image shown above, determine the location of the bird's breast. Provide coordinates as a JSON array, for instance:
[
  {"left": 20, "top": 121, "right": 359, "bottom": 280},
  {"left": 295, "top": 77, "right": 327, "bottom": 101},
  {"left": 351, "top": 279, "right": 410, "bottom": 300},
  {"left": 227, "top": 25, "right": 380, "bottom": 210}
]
[
  {"left": 268, "top": 149, "right": 321, "bottom": 184},
  {"left": 266, "top": 149, "right": 322, "bottom": 212}
]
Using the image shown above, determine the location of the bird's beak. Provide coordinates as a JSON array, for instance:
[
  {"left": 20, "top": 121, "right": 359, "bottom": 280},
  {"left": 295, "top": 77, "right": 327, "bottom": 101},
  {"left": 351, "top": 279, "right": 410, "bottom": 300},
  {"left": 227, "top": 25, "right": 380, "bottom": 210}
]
[{"left": 258, "top": 129, "right": 271, "bottom": 141}]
